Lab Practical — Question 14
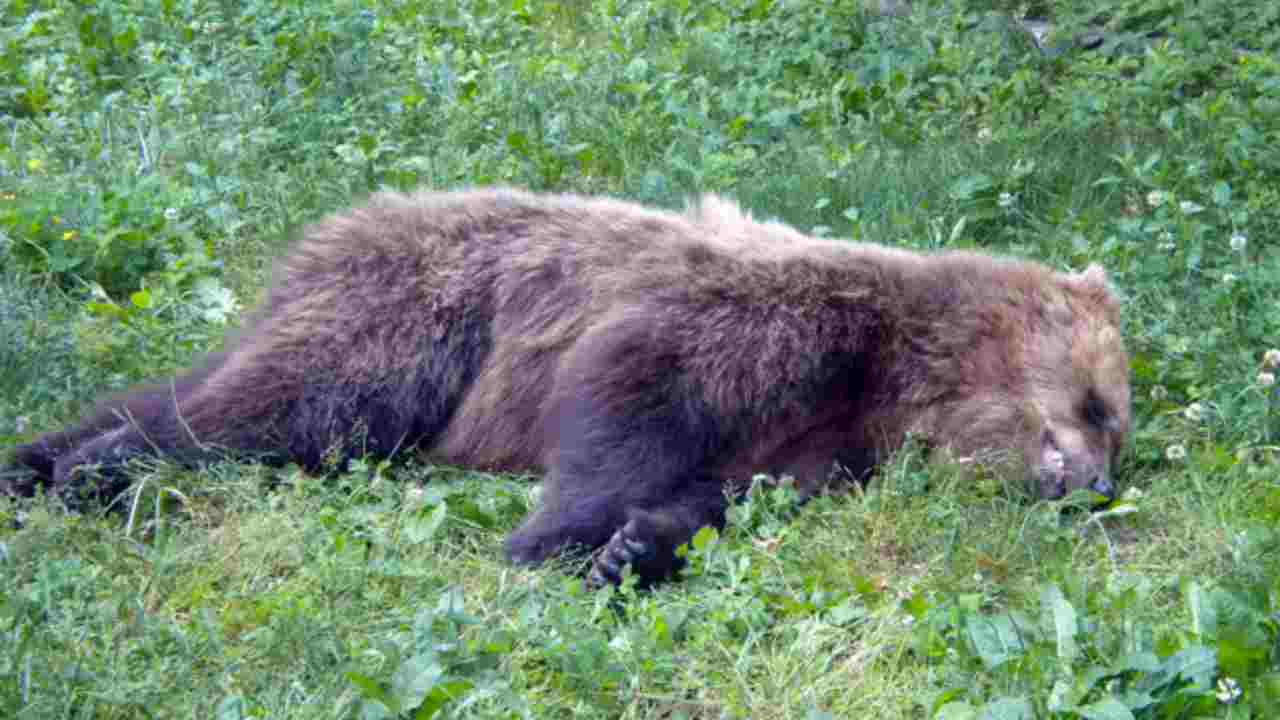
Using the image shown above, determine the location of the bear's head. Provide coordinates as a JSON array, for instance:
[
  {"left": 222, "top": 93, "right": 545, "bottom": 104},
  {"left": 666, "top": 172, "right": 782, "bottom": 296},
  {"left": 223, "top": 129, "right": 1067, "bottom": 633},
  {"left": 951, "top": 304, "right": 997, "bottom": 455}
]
[{"left": 1020, "top": 264, "right": 1130, "bottom": 501}]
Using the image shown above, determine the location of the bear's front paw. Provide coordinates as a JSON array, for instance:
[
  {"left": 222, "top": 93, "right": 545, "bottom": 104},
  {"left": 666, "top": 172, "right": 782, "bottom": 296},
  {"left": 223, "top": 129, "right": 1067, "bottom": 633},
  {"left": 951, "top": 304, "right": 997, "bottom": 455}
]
[{"left": 588, "top": 521, "right": 653, "bottom": 588}]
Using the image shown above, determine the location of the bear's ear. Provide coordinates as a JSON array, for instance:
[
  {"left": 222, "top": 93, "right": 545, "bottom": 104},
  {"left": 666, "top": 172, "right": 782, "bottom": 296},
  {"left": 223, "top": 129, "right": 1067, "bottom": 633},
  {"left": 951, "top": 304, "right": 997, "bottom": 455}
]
[
  {"left": 1077, "top": 263, "right": 1109, "bottom": 289},
  {"left": 687, "top": 194, "right": 751, "bottom": 227},
  {"left": 1064, "top": 262, "right": 1126, "bottom": 320},
  {"left": 1067, "top": 263, "right": 1121, "bottom": 305}
]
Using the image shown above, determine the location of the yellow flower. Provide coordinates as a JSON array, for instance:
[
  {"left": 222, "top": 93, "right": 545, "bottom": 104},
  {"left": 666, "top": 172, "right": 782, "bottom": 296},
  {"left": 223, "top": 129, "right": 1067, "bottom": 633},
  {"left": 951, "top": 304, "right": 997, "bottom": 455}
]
[{"left": 63, "top": 230, "right": 77, "bottom": 241}]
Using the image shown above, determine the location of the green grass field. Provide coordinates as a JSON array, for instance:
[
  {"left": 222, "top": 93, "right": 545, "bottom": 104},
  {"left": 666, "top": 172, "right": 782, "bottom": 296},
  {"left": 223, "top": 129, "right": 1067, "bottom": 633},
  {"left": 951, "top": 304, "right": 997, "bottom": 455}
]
[{"left": 3, "top": 1, "right": 1279, "bottom": 717}]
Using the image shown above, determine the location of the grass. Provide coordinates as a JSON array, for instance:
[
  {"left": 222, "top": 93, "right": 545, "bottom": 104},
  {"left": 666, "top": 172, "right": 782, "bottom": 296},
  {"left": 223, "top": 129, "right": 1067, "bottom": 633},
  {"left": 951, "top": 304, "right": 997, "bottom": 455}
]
[{"left": 2, "top": 0, "right": 1280, "bottom": 717}]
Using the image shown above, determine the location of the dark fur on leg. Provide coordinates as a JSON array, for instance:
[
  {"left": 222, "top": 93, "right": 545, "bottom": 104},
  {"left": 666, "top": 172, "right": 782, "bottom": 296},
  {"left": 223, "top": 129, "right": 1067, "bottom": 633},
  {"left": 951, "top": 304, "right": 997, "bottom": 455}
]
[{"left": 506, "top": 315, "right": 730, "bottom": 586}]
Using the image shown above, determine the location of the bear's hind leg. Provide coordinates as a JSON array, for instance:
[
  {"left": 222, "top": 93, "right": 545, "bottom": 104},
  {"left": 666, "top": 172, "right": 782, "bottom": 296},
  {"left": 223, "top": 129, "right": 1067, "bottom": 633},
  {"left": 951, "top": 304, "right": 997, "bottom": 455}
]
[{"left": 5, "top": 354, "right": 228, "bottom": 498}]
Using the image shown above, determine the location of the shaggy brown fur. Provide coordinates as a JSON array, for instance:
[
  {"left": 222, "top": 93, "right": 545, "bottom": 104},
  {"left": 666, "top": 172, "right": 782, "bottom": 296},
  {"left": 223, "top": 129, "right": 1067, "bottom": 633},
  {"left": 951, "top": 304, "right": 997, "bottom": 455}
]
[{"left": 6, "top": 188, "right": 1131, "bottom": 585}]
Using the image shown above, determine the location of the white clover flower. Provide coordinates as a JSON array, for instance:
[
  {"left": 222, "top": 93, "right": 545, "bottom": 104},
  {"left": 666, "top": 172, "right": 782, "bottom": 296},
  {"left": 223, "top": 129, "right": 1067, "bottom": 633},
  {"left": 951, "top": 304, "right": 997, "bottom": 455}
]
[
  {"left": 164, "top": 207, "right": 180, "bottom": 222},
  {"left": 1259, "top": 372, "right": 1276, "bottom": 388},
  {"left": 1184, "top": 402, "right": 1205, "bottom": 422},
  {"left": 1216, "top": 677, "right": 1242, "bottom": 704},
  {"left": 977, "top": 127, "right": 993, "bottom": 143},
  {"left": 1147, "top": 190, "right": 1168, "bottom": 208},
  {"left": 998, "top": 192, "right": 1015, "bottom": 208},
  {"left": 1222, "top": 273, "right": 1238, "bottom": 285},
  {"left": 1179, "top": 200, "right": 1204, "bottom": 215},
  {"left": 1230, "top": 232, "right": 1247, "bottom": 252},
  {"left": 1165, "top": 444, "right": 1187, "bottom": 461},
  {"left": 1264, "top": 349, "right": 1280, "bottom": 369},
  {"left": 1150, "top": 385, "right": 1169, "bottom": 401}
]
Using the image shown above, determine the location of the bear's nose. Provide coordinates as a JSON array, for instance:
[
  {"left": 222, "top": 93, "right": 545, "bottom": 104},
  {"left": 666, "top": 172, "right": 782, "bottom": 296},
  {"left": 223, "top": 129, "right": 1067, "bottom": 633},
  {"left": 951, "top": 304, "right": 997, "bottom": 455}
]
[{"left": 1089, "top": 474, "right": 1115, "bottom": 501}]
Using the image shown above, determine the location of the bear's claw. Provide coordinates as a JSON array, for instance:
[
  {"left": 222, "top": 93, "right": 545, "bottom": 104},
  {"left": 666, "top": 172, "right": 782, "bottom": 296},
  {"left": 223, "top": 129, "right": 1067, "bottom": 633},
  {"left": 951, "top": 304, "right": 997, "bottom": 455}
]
[{"left": 588, "top": 521, "right": 653, "bottom": 587}]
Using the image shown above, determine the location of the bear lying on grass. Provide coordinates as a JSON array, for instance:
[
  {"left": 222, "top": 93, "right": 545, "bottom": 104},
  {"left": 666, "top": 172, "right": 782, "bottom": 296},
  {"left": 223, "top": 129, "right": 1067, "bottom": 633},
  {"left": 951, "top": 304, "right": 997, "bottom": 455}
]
[{"left": 6, "top": 188, "right": 1131, "bottom": 586}]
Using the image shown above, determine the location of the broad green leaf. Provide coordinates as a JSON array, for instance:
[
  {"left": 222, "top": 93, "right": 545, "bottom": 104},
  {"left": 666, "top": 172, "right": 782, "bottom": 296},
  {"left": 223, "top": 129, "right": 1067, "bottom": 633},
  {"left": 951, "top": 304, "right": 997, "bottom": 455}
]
[
  {"left": 1047, "top": 679, "right": 1075, "bottom": 712},
  {"left": 966, "top": 613, "right": 1030, "bottom": 669},
  {"left": 405, "top": 503, "right": 448, "bottom": 544},
  {"left": 948, "top": 174, "right": 993, "bottom": 201},
  {"left": 691, "top": 526, "right": 719, "bottom": 552},
  {"left": 414, "top": 680, "right": 473, "bottom": 720},
  {"left": 85, "top": 301, "right": 128, "bottom": 319},
  {"left": 389, "top": 654, "right": 444, "bottom": 712},
  {"left": 346, "top": 671, "right": 396, "bottom": 711},
  {"left": 1141, "top": 646, "right": 1217, "bottom": 693},
  {"left": 1212, "top": 181, "right": 1232, "bottom": 206},
  {"left": 1042, "top": 584, "right": 1078, "bottom": 662},
  {"left": 978, "top": 697, "right": 1032, "bottom": 720},
  {"left": 935, "top": 701, "right": 978, "bottom": 720},
  {"left": 1112, "top": 651, "right": 1161, "bottom": 674},
  {"left": 1076, "top": 697, "right": 1135, "bottom": 720},
  {"left": 215, "top": 695, "right": 245, "bottom": 720}
]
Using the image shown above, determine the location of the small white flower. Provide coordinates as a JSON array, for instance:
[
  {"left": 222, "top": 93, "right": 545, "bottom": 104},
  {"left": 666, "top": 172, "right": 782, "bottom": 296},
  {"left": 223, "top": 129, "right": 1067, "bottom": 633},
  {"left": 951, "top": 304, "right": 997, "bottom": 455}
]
[
  {"left": 977, "top": 127, "right": 993, "bottom": 143},
  {"left": 1179, "top": 200, "right": 1204, "bottom": 215},
  {"left": 998, "top": 192, "right": 1015, "bottom": 208},
  {"left": 1259, "top": 372, "right": 1276, "bottom": 388},
  {"left": 1216, "top": 677, "right": 1242, "bottom": 704},
  {"left": 1230, "top": 233, "right": 1247, "bottom": 252},
  {"left": 14, "top": 416, "right": 29, "bottom": 434},
  {"left": 1122, "top": 486, "right": 1145, "bottom": 501},
  {"left": 1165, "top": 444, "right": 1187, "bottom": 461},
  {"left": 1184, "top": 403, "right": 1205, "bottom": 422},
  {"left": 1264, "top": 349, "right": 1280, "bottom": 369},
  {"left": 1150, "top": 385, "right": 1169, "bottom": 402},
  {"left": 1147, "top": 190, "right": 1168, "bottom": 208},
  {"left": 1222, "top": 273, "right": 1238, "bottom": 285},
  {"left": 164, "top": 207, "right": 180, "bottom": 222}
]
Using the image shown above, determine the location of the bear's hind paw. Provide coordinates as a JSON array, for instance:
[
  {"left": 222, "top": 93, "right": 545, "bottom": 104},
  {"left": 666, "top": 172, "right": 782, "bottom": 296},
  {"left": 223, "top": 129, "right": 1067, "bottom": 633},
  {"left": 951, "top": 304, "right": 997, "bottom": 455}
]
[{"left": 588, "top": 521, "right": 653, "bottom": 588}]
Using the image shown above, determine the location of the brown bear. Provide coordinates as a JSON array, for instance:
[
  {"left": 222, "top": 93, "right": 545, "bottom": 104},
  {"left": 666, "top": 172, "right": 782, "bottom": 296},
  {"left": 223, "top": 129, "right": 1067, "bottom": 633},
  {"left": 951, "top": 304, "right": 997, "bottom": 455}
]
[{"left": 5, "top": 188, "right": 1131, "bottom": 586}]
